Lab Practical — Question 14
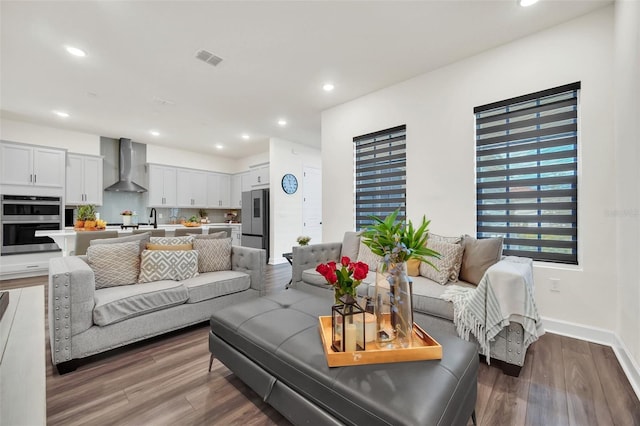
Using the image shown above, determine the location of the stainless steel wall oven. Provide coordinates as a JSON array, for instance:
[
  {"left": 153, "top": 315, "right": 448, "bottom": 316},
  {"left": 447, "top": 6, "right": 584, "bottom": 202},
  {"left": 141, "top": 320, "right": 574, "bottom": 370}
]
[{"left": 1, "top": 195, "right": 62, "bottom": 255}]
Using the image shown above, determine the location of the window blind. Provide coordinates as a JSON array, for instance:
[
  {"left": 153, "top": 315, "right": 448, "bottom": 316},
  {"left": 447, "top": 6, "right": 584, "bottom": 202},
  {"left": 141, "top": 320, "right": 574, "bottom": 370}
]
[
  {"left": 474, "top": 82, "right": 580, "bottom": 264},
  {"left": 354, "top": 125, "right": 406, "bottom": 230}
]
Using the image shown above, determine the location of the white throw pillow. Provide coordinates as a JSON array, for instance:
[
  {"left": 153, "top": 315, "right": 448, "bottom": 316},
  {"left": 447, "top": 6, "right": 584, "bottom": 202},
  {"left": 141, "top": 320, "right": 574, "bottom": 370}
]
[{"left": 150, "top": 236, "right": 194, "bottom": 246}]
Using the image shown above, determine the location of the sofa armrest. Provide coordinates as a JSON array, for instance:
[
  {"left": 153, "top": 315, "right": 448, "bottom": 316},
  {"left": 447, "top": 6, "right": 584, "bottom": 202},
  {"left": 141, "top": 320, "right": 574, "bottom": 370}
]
[
  {"left": 231, "top": 246, "right": 266, "bottom": 295},
  {"left": 291, "top": 242, "right": 342, "bottom": 286},
  {"left": 48, "top": 256, "right": 96, "bottom": 365}
]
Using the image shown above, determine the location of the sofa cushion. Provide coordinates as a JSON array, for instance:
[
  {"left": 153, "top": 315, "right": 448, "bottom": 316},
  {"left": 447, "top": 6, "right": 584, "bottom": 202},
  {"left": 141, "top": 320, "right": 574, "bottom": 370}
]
[
  {"left": 340, "top": 231, "right": 361, "bottom": 260},
  {"left": 407, "top": 258, "right": 421, "bottom": 276},
  {"left": 411, "top": 276, "right": 475, "bottom": 321},
  {"left": 460, "top": 235, "right": 503, "bottom": 285},
  {"left": 87, "top": 241, "right": 141, "bottom": 289},
  {"left": 182, "top": 270, "right": 251, "bottom": 303},
  {"left": 90, "top": 232, "right": 150, "bottom": 254},
  {"left": 138, "top": 249, "right": 199, "bottom": 283},
  {"left": 419, "top": 239, "right": 464, "bottom": 285},
  {"left": 93, "top": 280, "right": 189, "bottom": 326},
  {"left": 145, "top": 243, "right": 193, "bottom": 251},
  {"left": 150, "top": 236, "right": 194, "bottom": 245}
]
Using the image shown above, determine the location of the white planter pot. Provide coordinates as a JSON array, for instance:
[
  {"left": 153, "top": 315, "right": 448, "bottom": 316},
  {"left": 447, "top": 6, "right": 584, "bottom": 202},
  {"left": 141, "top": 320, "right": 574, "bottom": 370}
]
[{"left": 122, "top": 215, "right": 132, "bottom": 225}]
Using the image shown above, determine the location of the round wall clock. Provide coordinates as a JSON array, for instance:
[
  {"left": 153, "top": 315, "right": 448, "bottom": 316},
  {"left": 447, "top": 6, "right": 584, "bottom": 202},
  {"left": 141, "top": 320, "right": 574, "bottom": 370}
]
[{"left": 281, "top": 173, "right": 298, "bottom": 194}]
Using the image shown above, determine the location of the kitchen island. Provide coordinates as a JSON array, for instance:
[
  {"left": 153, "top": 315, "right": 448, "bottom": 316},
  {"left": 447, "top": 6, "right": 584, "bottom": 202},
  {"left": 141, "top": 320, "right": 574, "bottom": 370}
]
[{"left": 36, "top": 223, "right": 242, "bottom": 256}]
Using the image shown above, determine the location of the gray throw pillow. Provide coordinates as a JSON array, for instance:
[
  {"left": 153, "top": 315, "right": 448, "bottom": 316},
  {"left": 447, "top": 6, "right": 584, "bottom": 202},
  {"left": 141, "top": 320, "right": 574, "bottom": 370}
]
[
  {"left": 90, "top": 232, "right": 151, "bottom": 254},
  {"left": 459, "top": 235, "right": 503, "bottom": 285},
  {"left": 341, "top": 231, "right": 362, "bottom": 260},
  {"left": 87, "top": 241, "right": 141, "bottom": 289}
]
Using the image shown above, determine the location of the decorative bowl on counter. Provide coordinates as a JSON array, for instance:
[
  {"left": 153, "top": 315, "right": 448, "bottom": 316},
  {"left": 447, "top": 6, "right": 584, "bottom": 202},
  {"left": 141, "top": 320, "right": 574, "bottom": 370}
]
[{"left": 182, "top": 222, "right": 201, "bottom": 227}]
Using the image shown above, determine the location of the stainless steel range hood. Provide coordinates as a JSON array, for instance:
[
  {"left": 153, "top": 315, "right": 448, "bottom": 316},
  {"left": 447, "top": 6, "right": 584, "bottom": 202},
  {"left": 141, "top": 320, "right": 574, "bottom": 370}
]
[{"left": 104, "top": 138, "right": 147, "bottom": 192}]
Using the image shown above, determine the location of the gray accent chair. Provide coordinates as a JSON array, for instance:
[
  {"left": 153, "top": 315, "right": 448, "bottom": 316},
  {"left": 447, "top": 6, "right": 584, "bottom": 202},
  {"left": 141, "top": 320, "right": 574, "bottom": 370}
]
[
  {"left": 290, "top": 232, "right": 533, "bottom": 376},
  {"left": 173, "top": 227, "right": 231, "bottom": 237},
  {"left": 132, "top": 228, "right": 166, "bottom": 237},
  {"left": 74, "top": 230, "right": 119, "bottom": 256}
]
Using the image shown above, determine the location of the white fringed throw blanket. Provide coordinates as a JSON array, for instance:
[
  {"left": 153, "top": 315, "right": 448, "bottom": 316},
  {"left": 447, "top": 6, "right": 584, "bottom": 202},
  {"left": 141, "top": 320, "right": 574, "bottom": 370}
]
[{"left": 441, "top": 256, "right": 544, "bottom": 363}]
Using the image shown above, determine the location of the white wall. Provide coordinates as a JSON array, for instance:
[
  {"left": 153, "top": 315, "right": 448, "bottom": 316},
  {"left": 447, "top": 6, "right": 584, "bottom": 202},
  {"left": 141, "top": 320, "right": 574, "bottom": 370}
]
[
  {"left": 0, "top": 118, "right": 100, "bottom": 155},
  {"left": 614, "top": 0, "right": 640, "bottom": 370},
  {"left": 269, "top": 137, "right": 321, "bottom": 264},
  {"left": 322, "top": 7, "right": 617, "bottom": 331},
  {"left": 146, "top": 144, "right": 239, "bottom": 173},
  {"left": 235, "top": 151, "right": 270, "bottom": 172}
]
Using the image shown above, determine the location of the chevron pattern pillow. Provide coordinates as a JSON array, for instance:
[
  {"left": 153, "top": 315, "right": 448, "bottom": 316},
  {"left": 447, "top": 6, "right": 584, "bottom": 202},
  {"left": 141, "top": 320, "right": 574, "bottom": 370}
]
[
  {"left": 87, "top": 241, "right": 140, "bottom": 289},
  {"left": 419, "top": 239, "right": 464, "bottom": 285},
  {"left": 138, "top": 250, "right": 199, "bottom": 283},
  {"left": 193, "top": 238, "right": 232, "bottom": 272},
  {"left": 150, "top": 236, "right": 194, "bottom": 246}
]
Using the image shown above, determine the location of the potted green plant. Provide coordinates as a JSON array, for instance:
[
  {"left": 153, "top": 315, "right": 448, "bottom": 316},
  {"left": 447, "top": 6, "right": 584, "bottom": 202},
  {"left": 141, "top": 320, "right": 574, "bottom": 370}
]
[
  {"left": 199, "top": 209, "right": 208, "bottom": 224},
  {"left": 360, "top": 209, "right": 440, "bottom": 347},
  {"left": 77, "top": 205, "right": 97, "bottom": 229},
  {"left": 296, "top": 235, "right": 311, "bottom": 246}
]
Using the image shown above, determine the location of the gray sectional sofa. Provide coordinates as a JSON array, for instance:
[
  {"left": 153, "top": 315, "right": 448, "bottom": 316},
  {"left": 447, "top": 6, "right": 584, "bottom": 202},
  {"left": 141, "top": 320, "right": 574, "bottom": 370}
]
[
  {"left": 48, "top": 243, "right": 265, "bottom": 374},
  {"left": 291, "top": 232, "right": 534, "bottom": 376}
]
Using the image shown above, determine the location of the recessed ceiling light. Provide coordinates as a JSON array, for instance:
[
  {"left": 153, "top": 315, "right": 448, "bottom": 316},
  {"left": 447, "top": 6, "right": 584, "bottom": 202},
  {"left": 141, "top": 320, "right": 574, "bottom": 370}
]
[
  {"left": 242, "top": 134, "right": 250, "bottom": 140},
  {"left": 53, "top": 110, "right": 69, "bottom": 118},
  {"left": 65, "top": 46, "right": 86, "bottom": 57},
  {"left": 323, "top": 83, "right": 335, "bottom": 92},
  {"left": 278, "top": 119, "right": 287, "bottom": 126},
  {"left": 519, "top": 0, "right": 538, "bottom": 6},
  {"left": 150, "top": 130, "right": 160, "bottom": 136},
  {"left": 215, "top": 144, "right": 224, "bottom": 150}
]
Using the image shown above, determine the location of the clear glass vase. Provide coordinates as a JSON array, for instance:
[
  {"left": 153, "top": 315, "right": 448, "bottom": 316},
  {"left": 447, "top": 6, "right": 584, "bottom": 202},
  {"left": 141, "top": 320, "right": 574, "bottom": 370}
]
[{"left": 374, "top": 260, "right": 413, "bottom": 348}]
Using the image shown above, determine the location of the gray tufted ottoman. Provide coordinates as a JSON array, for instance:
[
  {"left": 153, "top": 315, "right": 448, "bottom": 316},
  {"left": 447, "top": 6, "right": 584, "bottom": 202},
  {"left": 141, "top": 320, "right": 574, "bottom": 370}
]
[{"left": 209, "top": 289, "right": 478, "bottom": 426}]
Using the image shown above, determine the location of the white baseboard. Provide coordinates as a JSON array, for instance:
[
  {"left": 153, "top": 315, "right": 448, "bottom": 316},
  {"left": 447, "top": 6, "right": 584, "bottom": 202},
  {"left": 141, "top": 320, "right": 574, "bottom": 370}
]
[{"left": 542, "top": 316, "right": 640, "bottom": 401}]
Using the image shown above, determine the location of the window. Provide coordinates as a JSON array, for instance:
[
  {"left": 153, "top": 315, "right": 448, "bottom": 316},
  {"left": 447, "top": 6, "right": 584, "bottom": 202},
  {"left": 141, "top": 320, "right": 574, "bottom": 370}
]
[
  {"left": 474, "top": 82, "right": 580, "bottom": 265},
  {"left": 354, "top": 125, "right": 406, "bottom": 230}
]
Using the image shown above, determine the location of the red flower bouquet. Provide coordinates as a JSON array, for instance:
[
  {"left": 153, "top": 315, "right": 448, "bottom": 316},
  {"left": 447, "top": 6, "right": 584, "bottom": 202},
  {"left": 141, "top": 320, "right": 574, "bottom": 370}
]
[{"left": 316, "top": 257, "right": 369, "bottom": 304}]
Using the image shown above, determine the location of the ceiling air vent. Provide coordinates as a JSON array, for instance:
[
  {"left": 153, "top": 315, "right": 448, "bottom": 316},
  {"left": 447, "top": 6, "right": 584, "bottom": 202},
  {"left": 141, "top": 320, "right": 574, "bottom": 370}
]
[{"left": 195, "top": 49, "right": 223, "bottom": 67}]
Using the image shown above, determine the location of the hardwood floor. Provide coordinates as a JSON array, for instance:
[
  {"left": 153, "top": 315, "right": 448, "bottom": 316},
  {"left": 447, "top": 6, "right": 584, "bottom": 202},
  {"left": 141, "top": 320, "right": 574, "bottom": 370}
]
[{"left": 2, "top": 264, "right": 639, "bottom": 426}]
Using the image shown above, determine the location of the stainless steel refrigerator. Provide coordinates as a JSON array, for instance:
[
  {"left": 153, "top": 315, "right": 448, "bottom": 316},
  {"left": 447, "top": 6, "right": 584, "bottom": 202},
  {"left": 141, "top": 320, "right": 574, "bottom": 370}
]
[{"left": 241, "top": 189, "right": 269, "bottom": 262}]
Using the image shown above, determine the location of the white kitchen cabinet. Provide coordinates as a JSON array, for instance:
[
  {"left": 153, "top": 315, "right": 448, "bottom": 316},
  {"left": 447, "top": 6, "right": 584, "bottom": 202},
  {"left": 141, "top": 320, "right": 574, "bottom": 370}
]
[
  {"left": 248, "top": 165, "right": 270, "bottom": 188},
  {"left": 148, "top": 164, "right": 177, "bottom": 207},
  {"left": 0, "top": 142, "right": 65, "bottom": 189},
  {"left": 66, "top": 154, "right": 103, "bottom": 205},
  {"left": 230, "top": 173, "right": 244, "bottom": 208},
  {"left": 231, "top": 227, "right": 242, "bottom": 245},
  {"left": 177, "top": 169, "right": 207, "bottom": 208},
  {"left": 206, "top": 172, "right": 230, "bottom": 208}
]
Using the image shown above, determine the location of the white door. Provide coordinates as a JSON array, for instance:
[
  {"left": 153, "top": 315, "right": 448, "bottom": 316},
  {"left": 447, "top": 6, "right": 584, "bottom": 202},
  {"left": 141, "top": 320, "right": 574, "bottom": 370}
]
[
  {"left": 302, "top": 166, "right": 322, "bottom": 244},
  {"left": 83, "top": 156, "right": 103, "bottom": 205}
]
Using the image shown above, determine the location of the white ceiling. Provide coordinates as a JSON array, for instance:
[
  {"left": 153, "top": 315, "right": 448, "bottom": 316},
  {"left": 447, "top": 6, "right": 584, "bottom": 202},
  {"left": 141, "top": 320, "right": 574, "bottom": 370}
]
[{"left": 1, "top": 0, "right": 610, "bottom": 159}]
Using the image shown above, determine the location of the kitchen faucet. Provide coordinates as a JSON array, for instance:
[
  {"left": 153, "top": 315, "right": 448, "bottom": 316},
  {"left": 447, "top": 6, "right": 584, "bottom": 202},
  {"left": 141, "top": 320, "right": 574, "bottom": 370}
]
[{"left": 149, "top": 208, "right": 157, "bottom": 229}]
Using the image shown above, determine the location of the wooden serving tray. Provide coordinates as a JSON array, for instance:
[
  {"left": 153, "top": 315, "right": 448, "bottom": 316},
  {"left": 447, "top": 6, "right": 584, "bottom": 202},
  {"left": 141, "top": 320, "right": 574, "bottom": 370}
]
[{"left": 317, "top": 316, "right": 442, "bottom": 367}]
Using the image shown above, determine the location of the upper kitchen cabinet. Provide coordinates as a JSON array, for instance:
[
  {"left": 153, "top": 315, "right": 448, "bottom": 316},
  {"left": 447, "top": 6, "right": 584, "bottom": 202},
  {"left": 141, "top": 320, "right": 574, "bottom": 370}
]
[
  {"left": 206, "top": 172, "right": 230, "bottom": 208},
  {"left": 148, "top": 164, "right": 177, "bottom": 207},
  {"left": 66, "top": 154, "right": 103, "bottom": 205},
  {"left": 0, "top": 142, "right": 66, "bottom": 194},
  {"left": 242, "top": 164, "right": 269, "bottom": 191},
  {"left": 230, "top": 173, "right": 245, "bottom": 208},
  {"left": 249, "top": 164, "right": 270, "bottom": 188},
  {"left": 177, "top": 168, "right": 207, "bottom": 208}
]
